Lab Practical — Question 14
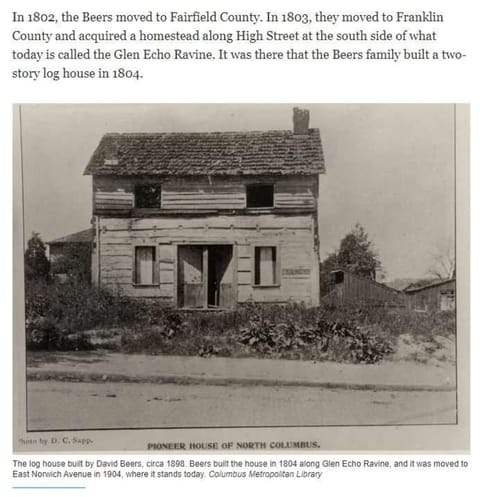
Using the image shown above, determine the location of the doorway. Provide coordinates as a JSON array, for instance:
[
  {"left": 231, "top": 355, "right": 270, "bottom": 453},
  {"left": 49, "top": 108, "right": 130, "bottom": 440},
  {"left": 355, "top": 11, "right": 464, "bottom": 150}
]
[{"left": 177, "top": 245, "right": 234, "bottom": 308}]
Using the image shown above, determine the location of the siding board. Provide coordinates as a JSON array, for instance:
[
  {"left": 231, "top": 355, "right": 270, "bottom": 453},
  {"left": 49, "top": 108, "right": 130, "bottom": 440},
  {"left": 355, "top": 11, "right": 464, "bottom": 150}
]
[
  {"left": 94, "top": 176, "right": 319, "bottom": 305},
  {"left": 94, "top": 176, "right": 316, "bottom": 212}
]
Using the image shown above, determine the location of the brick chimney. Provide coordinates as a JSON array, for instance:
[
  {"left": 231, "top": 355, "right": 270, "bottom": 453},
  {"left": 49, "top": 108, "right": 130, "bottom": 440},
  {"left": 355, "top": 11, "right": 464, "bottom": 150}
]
[
  {"left": 293, "top": 107, "right": 310, "bottom": 135},
  {"left": 103, "top": 134, "right": 120, "bottom": 165}
]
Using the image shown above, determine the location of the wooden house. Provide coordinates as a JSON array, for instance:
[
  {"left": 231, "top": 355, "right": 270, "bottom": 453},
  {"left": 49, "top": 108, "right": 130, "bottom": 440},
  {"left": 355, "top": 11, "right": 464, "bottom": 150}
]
[
  {"left": 404, "top": 278, "right": 456, "bottom": 312},
  {"left": 83, "top": 108, "right": 325, "bottom": 309}
]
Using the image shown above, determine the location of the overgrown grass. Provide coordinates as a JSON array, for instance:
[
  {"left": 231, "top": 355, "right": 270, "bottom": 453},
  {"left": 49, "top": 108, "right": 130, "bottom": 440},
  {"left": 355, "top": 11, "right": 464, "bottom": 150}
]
[
  {"left": 25, "top": 280, "right": 455, "bottom": 363},
  {"left": 25, "top": 279, "right": 147, "bottom": 350}
]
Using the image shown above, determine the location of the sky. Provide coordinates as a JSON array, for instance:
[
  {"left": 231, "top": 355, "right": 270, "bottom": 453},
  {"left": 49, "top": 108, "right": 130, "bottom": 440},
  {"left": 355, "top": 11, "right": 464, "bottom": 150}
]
[{"left": 17, "top": 103, "right": 456, "bottom": 281}]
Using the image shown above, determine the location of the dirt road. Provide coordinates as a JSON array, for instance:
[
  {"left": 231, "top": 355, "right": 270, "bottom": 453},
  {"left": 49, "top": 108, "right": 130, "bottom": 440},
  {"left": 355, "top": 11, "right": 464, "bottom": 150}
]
[{"left": 27, "top": 381, "right": 457, "bottom": 430}]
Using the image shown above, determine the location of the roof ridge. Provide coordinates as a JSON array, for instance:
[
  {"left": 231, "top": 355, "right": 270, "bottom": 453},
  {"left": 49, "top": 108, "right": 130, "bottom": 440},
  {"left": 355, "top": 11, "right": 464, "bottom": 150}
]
[
  {"left": 47, "top": 228, "right": 94, "bottom": 245},
  {"left": 404, "top": 278, "right": 455, "bottom": 293},
  {"left": 101, "top": 129, "right": 319, "bottom": 136}
]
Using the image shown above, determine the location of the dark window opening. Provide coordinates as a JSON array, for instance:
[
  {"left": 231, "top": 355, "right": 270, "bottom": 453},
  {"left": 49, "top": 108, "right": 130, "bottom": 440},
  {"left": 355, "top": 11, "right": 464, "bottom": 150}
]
[
  {"left": 135, "top": 184, "right": 162, "bottom": 208},
  {"left": 334, "top": 271, "right": 344, "bottom": 284},
  {"left": 254, "top": 246, "right": 277, "bottom": 285},
  {"left": 246, "top": 184, "right": 274, "bottom": 208}
]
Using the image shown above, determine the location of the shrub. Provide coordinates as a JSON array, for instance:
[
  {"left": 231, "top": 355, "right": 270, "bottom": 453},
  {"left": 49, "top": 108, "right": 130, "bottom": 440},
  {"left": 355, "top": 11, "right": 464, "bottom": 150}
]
[
  {"left": 238, "top": 307, "right": 394, "bottom": 363},
  {"left": 24, "top": 279, "right": 149, "bottom": 350},
  {"left": 24, "top": 278, "right": 454, "bottom": 361},
  {"left": 26, "top": 315, "right": 94, "bottom": 351},
  {"left": 112, "top": 301, "right": 452, "bottom": 364}
]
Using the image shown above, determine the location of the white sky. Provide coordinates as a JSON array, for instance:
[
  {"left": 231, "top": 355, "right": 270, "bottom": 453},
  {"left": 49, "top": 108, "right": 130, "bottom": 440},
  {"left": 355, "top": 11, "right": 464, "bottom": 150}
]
[{"left": 18, "top": 103, "right": 455, "bottom": 280}]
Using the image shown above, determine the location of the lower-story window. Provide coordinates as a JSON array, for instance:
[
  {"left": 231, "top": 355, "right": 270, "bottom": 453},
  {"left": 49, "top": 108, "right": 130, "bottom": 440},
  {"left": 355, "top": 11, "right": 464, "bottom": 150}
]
[
  {"left": 254, "top": 246, "right": 278, "bottom": 286},
  {"left": 134, "top": 246, "right": 156, "bottom": 285}
]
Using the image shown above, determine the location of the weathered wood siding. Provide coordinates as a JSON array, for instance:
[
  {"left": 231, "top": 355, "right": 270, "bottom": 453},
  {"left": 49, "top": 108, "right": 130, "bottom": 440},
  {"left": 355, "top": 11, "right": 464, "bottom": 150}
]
[
  {"left": 95, "top": 191, "right": 133, "bottom": 212},
  {"left": 406, "top": 280, "right": 455, "bottom": 312},
  {"left": 93, "top": 176, "right": 316, "bottom": 212},
  {"left": 95, "top": 214, "right": 319, "bottom": 305},
  {"left": 163, "top": 179, "right": 245, "bottom": 210},
  {"left": 331, "top": 271, "right": 405, "bottom": 305}
]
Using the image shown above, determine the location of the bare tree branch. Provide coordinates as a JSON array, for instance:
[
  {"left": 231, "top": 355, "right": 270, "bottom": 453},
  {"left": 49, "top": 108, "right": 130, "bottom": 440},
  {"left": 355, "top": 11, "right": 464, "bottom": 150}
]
[{"left": 427, "top": 240, "right": 455, "bottom": 280}]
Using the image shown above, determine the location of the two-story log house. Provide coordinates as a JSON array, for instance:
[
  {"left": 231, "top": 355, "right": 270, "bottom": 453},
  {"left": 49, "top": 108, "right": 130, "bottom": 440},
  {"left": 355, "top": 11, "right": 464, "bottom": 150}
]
[{"left": 84, "top": 108, "right": 325, "bottom": 308}]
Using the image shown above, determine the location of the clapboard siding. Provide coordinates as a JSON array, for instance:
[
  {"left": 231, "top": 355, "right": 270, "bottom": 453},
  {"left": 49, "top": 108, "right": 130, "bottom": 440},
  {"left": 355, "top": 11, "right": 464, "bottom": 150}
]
[
  {"left": 238, "top": 286, "right": 311, "bottom": 304},
  {"left": 98, "top": 216, "right": 313, "bottom": 242},
  {"left": 95, "top": 191, "right": 134, "bottom": 211},
  {"left": 100, "top": 215, "right": 312, "bottom": 231},
  {"left": 162, "top": 179, "right": 245, "bottom": 209},
  {"left": 91, "top": 173, "right": 320, "bottom": 306},
  {"left": 95, "top": 213, "right": 318, "bottom": 305},
  {"left": 275, "top": 193, "right": 315, "bottom": 208},
  {"left": 93, "top": 175, "right": 316, "bottom": 212}
]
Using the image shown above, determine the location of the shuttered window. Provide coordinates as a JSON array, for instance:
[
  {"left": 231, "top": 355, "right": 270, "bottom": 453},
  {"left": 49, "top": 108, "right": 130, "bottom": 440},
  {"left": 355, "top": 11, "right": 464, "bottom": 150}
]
[
  {"left": 134, "top": 246, "right": 156, "bottom": 285},
  {"left": 254, "top": 246, "right": 278, "bottom": 285}
]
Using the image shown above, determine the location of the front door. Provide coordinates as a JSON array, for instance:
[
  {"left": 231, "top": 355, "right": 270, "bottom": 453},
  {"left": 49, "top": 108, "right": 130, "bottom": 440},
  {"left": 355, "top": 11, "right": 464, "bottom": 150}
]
[{"left": 177, "top": 245, "right": 234, "bottom": 308}]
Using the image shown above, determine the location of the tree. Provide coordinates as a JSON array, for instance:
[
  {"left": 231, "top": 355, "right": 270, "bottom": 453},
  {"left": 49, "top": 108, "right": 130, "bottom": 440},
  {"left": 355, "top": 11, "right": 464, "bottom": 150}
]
[
  {"left": 337, "top": 223, "right": 383, "bottom": 280},
  {"left": 427, "top": 240, "right": 455, "bottom": 280},
  {"left": 320, "top": 223, "right": 383, "bottom": 295},
  {"left": 52, "top": 243, "right": 91, "bottom": 283},
  {"left": 319, "top": 251, "right": 339, "bottom": 296},
  {"left": 24, "top": 232, "right": 50, "bottom": 282}
]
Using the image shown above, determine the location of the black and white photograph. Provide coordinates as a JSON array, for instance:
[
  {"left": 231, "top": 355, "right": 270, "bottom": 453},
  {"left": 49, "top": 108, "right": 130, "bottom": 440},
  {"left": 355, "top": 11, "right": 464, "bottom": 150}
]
[{"left": 14, "top": 104, "right": 467, "bottom": 451}]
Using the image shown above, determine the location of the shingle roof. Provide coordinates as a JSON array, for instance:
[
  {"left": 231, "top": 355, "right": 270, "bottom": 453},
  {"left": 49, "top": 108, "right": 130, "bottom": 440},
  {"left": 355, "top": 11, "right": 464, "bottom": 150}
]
[
  {"left": 404, "top": 278, "right": 455, "bottom": 293},
  {"left": 47, "top": 228, "right": 94, "bottom": 245},
  {"left": 84, "top": 129, "right": 324, "bottom": 176}
]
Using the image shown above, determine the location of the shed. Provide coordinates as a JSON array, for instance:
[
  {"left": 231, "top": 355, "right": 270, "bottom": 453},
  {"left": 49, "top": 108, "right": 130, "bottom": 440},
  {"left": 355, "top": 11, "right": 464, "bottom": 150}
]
[
  {"left": 328, "top": 269, "right": 406, "bottom": 306},
  {"left": 404, "top": 278, "right": 455, "bottom": 312},
  {"left": 47, "top": 228, "right": 94, "bottom": 282}
]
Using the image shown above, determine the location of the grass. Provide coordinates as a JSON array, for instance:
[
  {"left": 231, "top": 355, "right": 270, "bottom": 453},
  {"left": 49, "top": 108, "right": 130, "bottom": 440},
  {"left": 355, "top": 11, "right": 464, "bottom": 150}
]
[{"left": 24, "top": 280, "right": 456, "bottom": 364}]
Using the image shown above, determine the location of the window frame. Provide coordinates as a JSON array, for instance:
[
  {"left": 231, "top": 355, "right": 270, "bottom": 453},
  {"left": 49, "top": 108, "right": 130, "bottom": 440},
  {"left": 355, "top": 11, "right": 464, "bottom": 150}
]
[
  {"left": 246, "top": 183, "right": 275, "bottom": 209},
  {"left": 132, "top": 243, "right": 159, "bottom": 286},
  {"left": 134, "top": 183, "right": 162, "bottom": 209},
  {"left": 440, "top": 290, "right": 455, "bottom": 311},
  {"left": 413, "top": 295, "right": 428, "bottom": 313},
  {"left": 252, "top": 244, "right": 281, "bottom": 288}
]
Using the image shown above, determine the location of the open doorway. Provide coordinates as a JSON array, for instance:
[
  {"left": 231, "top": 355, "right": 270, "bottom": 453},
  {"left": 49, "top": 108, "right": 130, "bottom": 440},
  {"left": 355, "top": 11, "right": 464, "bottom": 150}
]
[
  {"left": 177, "top": 245, "right": 234, "bottom": 308},
  {"left": 208, "top": 245, "right": 234, "bottom": 307}
]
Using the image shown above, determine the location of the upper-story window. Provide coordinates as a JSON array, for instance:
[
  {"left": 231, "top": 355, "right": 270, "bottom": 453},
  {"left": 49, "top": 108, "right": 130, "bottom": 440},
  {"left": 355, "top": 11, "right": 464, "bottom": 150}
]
[
  {"left": 246, "top": 184, "right": 274, "bottom": 208},
  {"left": 135, "top": 184, "right": 162, "bottom": 208}
]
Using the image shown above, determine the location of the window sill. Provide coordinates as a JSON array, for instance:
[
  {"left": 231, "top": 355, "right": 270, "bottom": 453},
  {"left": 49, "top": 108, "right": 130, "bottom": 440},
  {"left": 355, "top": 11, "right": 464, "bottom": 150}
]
[
  {"left": 132, "top": 283, "right": 160, "bottom": 287},
  {"left": 132, "top": 208, "right": 163, "bottom": 214},
  {"left": 246, "top": 206, "right": 275, "bottom": 210},
  {"left": 252, "top": 284, "right": 281, "bottom": 288}
]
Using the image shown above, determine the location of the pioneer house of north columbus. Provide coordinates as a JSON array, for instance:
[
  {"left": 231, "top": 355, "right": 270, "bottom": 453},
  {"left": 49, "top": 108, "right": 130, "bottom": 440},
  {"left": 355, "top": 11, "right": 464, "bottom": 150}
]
[{"left": 83, "top": 108, "right": 325, "bottom": 309}]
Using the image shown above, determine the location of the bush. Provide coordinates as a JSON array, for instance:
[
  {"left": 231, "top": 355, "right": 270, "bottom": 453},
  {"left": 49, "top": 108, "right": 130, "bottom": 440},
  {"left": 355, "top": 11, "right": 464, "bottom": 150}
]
[
  {"left": 24, "top": 279, "right": 148, "bottom": 351},
  {"left": 238, "top": 306, "right": 394, "bottom": 363},
  {"left": 26, "top": 316, "right": 94, "bottom": 351},
  {"left": 24, "top": 279, "right": 454, "bottom": 362},
  {"left": 118, "top": 302, "right": 396, "bottom": 363},
  {"left": 110, "top": 300, "right": 453, "bottom": 364}
]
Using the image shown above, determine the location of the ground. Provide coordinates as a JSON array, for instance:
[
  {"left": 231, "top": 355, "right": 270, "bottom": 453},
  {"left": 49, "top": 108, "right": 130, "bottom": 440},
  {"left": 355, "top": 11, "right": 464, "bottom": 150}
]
[
  {"left": 24, "top": 327, "right": 457, "bottom": 431},
  {"left": 27, "top": 381, "right": 457, "bottom": 430},
  {"left": 391, "top": 333, "right": 455, "bottom": 365}
]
